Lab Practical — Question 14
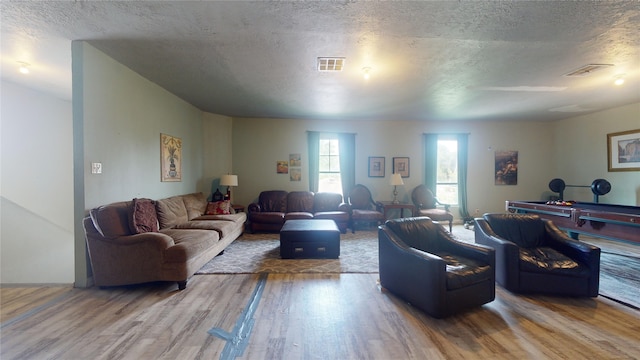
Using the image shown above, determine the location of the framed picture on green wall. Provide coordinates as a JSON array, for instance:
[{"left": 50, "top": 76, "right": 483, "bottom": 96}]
[
  {"left": 369, "top": 156, "right": 385, "bottom": 177},
  {"left": 161, "top": 133, "right": 182, "bottom": 182}
]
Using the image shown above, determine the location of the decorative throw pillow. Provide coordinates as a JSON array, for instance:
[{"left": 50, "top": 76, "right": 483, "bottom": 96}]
[
  {"left": 130, "top": 198, "right": 159, "bottom": 234},
  {"left": 206, "top": 200, "right": 231, "bottom": 215}
]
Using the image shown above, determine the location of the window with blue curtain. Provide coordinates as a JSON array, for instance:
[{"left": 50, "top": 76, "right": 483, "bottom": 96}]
[
  {"left": 423, "top": 133, "right": 470, "bottom": 220},
  {"left": 307, "top": 131, "right": 355, "bottom": 198}
]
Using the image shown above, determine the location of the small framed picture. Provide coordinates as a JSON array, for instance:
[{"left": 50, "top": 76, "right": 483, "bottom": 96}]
[
  {"left": 607, "top": 129, "right": 640, "bottom": 172},
  {"left": 368, "top": 156, "right": 385, "bottom": 177},
  {"left": 392, "top": 157, "right": 410, "bottom": 178},
  {"left": 277, "top": 161, "right": 289, "bottom": 174}
]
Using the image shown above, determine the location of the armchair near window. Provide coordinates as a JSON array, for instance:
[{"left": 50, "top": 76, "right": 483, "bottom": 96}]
[
  {"left": 348, "top": 184, "right": 385, "bottom": 233},
  {"left": 379, "top": 217, "right": 495, "bottom": 318},
  {"left": 411, "top": 185, "right": 453, "bottom": 232},
  {"left": 475, "top": 213, "right": 600, "bottom": 297}
]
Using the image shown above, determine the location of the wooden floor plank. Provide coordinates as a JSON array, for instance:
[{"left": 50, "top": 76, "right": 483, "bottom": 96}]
[{"left": 1, "top": 273, "right": 639, "bottom": 359}]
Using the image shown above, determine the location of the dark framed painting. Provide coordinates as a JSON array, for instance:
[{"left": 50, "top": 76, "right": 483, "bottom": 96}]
[
  {"left": 368, "top": 156, "right": 385, "bottom": 177},
  {"left": 495, "top": 151, "right": 518, "bottom": 185},
  {"left": 392, "top": 157, "right": 409, "bottom": 178},
  {"left": 607, "top": 129, "right": 640, "bottom": 172}
]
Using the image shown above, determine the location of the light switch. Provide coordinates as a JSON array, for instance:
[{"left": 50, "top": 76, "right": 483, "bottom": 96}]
[{"left": 91, "top": 162, "right": 102, "bottom": 174}]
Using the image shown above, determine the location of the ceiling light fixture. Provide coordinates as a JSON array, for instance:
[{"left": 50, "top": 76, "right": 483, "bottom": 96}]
[
  {"left": 362, "top": 67, "right": 371, "bottom": 80},
  {"left": 18, "top": 62, "right": 30, "bottom": 74},
  {"left": 614, "top": 75, "right": 625, "bottom": 86}
]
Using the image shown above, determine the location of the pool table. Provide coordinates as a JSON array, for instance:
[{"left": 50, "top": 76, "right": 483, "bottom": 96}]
[{"left": 505, "top": 200, "right": 640, "bottom": 244}]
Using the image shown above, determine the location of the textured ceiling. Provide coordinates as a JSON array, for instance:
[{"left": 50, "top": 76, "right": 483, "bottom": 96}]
[{"left": 2, "top": 1, "right": 639, "bottom": 122}]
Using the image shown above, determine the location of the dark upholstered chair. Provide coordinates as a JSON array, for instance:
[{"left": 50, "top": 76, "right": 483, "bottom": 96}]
[
  {"left": 379, "top": 217, "right": 495, "bottom": 318},
  {"left": 348, "top": 184, "right": 385, "bottom": 233},
  {"left": 411, "top": 185, "right": 453, "bottom": 232},
  {"left": 475, "top": 213, "right": 600, "bottom": 297}
]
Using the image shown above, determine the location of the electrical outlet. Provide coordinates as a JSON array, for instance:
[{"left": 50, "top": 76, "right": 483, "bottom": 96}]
[{"left": 91, "top": 162, "right": 102, "bottom": 174}]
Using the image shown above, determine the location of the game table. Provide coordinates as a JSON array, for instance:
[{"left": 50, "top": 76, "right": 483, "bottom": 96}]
[{"left": 506, "top": 200, "right": 640, "bottom": 244}]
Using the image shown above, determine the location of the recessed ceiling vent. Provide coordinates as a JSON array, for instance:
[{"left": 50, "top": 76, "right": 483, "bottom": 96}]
[
  {"left": 563, "top": 64, "right": 613, "bottom": 77},
  {"left": 317, "top": 57, "right": 345, "bottom": 72}
]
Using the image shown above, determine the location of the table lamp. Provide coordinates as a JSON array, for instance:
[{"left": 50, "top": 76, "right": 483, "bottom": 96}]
[
  {"left": 390, "top": 173, "right": 404, "bottom": 204},
  {"left": 220, "top": 174, "right": 238, "bottom": 203}
]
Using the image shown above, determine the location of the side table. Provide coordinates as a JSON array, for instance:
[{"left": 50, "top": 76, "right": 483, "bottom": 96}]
[
  {"left": 231, "top": 204, "right": 245, "bottom": 213},
  {"left": 378, "top": 201, "right": 415, "bottom": 220}
]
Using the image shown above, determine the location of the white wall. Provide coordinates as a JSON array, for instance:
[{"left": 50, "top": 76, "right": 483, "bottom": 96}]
[
  {"left": 231, "top": 117, "right": 556, "bottom": 217},
  {"left": 1, "top": 81, "right": 74, "bottom": 284},
  {"left": 553, "top": 103, "right": 640, "bottom": 205},
  {"left": 201, "top": 112, "right": 234, "bottom": 198},
  {"left": 74, "top": 42, "right": 206, "bottom": 210},
  {"left": 72, "top": 42, "right": 209, "bottom": 285}
]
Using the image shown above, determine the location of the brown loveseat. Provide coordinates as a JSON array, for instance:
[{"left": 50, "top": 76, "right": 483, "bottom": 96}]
[
  {"left": 83, "top": 192, "right": 246, "bottom": 290},
  {"left": 247, "top": 190, "right": 350, "bottom": 233}
]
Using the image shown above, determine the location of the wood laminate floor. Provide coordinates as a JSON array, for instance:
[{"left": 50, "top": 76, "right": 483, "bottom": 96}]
[{"left": 2, "top": 273, "right": 639, "bottom": 360}]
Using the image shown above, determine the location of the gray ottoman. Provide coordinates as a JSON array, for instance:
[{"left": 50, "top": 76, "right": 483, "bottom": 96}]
[{"left": 279, "top": 219, "right": 340, "bottom": 259}]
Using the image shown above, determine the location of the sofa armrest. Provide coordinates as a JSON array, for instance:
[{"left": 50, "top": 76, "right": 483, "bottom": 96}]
[
  {"left": 433, "top": 197, "right": 451, "bottom": 211},
  {"left": 85, "top": 231, "right": 176, "bottom": 287},
  {"left": 544, "top": 220, "right": 601, "bottom": 268},
  {"left": 379, "top": 226, "right": 449, "bottom": 315},
  {"left": 474, "top": 218, "right": 520, "bottom": 289},
  {"left": 438, "top": 227, "right": 495, "bottom": 266},
  {"left": 248, "top": 203, "right": 261, "bottom": 213},
  {"left": 378, "top": 227, "right": 446, "bottom": 290},
  {"left": 93, "top": 232, "right": 175, "bottom": 250}
]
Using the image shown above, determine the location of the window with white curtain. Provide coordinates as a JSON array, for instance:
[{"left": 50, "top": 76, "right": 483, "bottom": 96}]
[
  {"left": 436, "top": 137, "right": 459, "bottom": 205},
  {"left": 318, "top": 135, "right": 342, "bottom": 196}
]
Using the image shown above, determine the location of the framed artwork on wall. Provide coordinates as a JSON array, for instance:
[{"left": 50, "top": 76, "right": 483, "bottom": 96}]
[
  {"left": 607, "top": 129, "right": 640, "bottom": 172},
  {"left": 392, "top": 157, "right": 410, "bottom": 178},
  {"left": 289, "top": 153, "right": 301, "bottom": 167},
  {"left": 495, "top": 151, "right": 518, "bottom": 185},
  {"left": 277, "top": 161, "right": 289, "bottom": 174},
  {"left": 368, "top": 156, "right": 385, "bottom": 177},
  {"left": 161, "top": 133, "right": 182, "bottom": 182}
]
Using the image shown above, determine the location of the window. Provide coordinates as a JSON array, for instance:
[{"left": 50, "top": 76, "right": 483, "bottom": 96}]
[
  {"left": 318, "top": 136, "right": 342, "bottom": 196},
  {"left": 436, "top": 138, "right": 458, "bottom": 205}
]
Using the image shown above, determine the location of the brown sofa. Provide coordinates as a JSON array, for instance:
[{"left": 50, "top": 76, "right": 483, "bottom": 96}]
[
  {"left": 247, "top": 190, "right": 349, "bottom": 233},
  {"left": 83, "top": 192, "right": 246, "bottom": 290}
]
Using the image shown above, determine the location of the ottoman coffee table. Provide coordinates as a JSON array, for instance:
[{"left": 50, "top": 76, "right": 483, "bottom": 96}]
[{"left": 279, "top": 219, "right": 340, "bottom": 259}]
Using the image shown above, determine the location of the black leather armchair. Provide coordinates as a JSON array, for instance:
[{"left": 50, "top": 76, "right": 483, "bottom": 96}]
[
  {"left": 475, "top": 213, "right": 600, "bottom": 297},
  {"left": 378, "top": 217, "right": 495, "bottom": 318}
]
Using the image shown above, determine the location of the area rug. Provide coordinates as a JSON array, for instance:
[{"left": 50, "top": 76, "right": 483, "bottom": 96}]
[
  {"left": 196, "top": 226, "right": 640, "bottom": 309},
  {"left": 196, "top": 230, "right": 380, "bottom": 274}
]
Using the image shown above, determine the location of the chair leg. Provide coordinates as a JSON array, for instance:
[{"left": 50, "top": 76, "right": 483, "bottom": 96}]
[{"left": 177, "top": 280, "right": 187, "bottom": 290}]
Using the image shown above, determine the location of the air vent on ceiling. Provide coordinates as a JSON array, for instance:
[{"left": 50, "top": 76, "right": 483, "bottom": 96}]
[
  {"left": 317, "top": 57, "right": 345, "bottom": 72},
  {"left": 563, "top": 64, "right": 613, "bottom": 77}
]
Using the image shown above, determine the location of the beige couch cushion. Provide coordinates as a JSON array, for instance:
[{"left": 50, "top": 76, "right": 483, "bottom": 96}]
[
  {"left": 183, "top": 192, "right": 208, "bottom": 219},
  {"left": 193, "top": 212, "right": 247, "bottom": 224},
  {"left": 174, "top": 219, "right": 240, "bottom": 238},
  {"left": 161, "top": 229, "right": 220, "bottom": 263},
  {"left": 156, "top": 196, "right": 188, "bottom": 229},
  {"left": 90, "top": 201, "right": 133, "bottom": 237}
]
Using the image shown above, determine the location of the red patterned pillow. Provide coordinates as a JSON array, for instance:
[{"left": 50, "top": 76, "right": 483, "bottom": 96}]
[
  {"left": 206, "top": 201, "right": 231, "bottom": 215},
  {"left": 130, "top": 198, "right": 159, "bottom": 234}
]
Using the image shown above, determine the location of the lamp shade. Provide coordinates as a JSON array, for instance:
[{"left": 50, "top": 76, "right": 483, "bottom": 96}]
[
  {"left": 390, "top": 173, "right": 404, "bottom": 186},
  {"left": 220, "top": 174, "right": 238, "bottom": 187}
]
